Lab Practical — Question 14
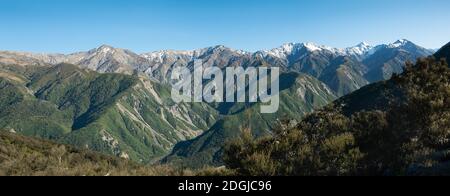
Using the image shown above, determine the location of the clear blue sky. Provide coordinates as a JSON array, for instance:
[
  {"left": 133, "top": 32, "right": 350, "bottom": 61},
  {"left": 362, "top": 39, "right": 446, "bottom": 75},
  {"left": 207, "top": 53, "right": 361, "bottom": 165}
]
[{"left": 1, "top": 0, "right": 449, "bottom": 53}]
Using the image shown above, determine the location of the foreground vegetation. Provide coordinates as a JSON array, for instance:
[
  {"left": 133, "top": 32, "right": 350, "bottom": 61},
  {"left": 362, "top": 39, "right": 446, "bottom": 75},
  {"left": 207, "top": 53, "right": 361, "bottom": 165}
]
[
  {"left": 0, "top": 131, "right": 236, "bottom": 176},
  {"left": 0, "top": 131, "right": 197, "bottom": 176},
  {"left": 224, "top": 57, "right": 450, "bottom": 176}
]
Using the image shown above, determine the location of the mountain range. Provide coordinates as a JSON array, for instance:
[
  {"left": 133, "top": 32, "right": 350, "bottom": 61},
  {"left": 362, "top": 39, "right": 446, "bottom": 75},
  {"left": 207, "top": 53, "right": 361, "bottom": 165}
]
[
  {"left": 0, "top": 39, "right": 432, "bottom": 94},
  {"left": 0, "top": 40, "right": 435, "bottom": 167}
]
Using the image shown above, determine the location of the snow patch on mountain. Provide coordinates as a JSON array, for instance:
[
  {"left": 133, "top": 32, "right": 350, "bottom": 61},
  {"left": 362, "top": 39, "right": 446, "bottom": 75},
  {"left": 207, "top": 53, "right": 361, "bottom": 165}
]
[
  {"left": 345, "top": 42, "right": 373, "bottom": 56},
  {"left": 262, "top": 43, "right": 298, "bottom": 58},
  {"left": 260, "top": 41, "right": 375, "bottom": 60},
  {"left": 388, "top": 39, "right": 409, "bottom": 48},
  {"left": 303, "top": 42, "right": 323, "bottom": 52}
]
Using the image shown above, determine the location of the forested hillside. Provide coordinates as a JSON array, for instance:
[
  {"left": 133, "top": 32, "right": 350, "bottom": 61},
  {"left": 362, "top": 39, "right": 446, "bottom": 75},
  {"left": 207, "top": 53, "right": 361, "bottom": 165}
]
[
  {"left": 223, "top": 56, "right": 450, "bottom": 176},
  {"left": 0, "top": 131, "right": 186, "bottom": 176},
  {"left": 0, "top": 63, "right": 218, "bottom": 163}
]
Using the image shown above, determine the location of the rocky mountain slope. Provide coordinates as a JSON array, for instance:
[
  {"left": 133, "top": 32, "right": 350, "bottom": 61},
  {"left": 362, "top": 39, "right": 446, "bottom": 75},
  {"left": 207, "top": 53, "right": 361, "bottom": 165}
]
[
  {"left": 0, "top": 63, "right": 218, "bottom": 163},
  {"left": 164, "top": 72, "right": 338, "bottom": 167}
]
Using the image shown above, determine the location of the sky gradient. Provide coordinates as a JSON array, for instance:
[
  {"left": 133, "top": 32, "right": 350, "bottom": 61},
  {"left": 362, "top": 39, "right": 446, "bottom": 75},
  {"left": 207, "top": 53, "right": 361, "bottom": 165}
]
[{"left": 1, "top": 0, "right": 449, "bottom": 53}]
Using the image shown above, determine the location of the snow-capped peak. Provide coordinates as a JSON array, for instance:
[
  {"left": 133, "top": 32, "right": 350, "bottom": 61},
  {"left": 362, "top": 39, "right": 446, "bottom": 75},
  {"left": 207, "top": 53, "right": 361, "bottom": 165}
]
[
  {"left": 208, "top": 45, "right": 249, "bottom": 55},
  {"left": 280, "top": 43, "right": 295, "bottom": 53},
  {"left": 263, "top": 42, "right": 370, "bottom": 59},
  {"left": 388, "top": 39, "right": 411, "bottom": 48},
  {"left": 357, "top": 42, "right": 371, "bottom": 48},
  {"left": 396, "top": 39, "right": 409, "bottom": 44},
  {"left": 141, "top": 50, "right": 195, "bottom": 63},
  {"left": 261, "top": 43, "right": 299, "bottom": 58},
  {"left": 98, "top": 44, "right": 114, "bottom": 50},
  {"left": 302, "top": 42, "right": 323, "bottom": 52},
  {"left": 263, "top": 42, "right": 327, "bottom": 58},
  {"left": 345, "top": 42, "right": 373, "bottom": 56},
  {"left": 96, "top": 45, "right": 116, "bottom": 54}
]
